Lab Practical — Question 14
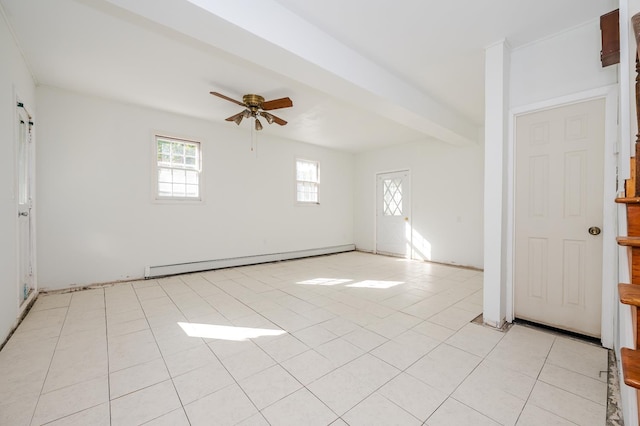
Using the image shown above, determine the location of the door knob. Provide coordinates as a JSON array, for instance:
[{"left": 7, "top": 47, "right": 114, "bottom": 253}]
[
  {"left": 588, "top": 226, "right": 601, "bottom": 236},
  {"left": 18, "top": 211, "right": 28, "bottom": 217}
]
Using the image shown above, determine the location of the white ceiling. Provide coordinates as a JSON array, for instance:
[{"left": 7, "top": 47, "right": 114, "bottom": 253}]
[{"left": 0, "top": 0, "right": 617, "bottom": 152}]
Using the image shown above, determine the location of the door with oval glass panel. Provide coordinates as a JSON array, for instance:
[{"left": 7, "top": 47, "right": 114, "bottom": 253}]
[{"left": 376, "top": 170, "right": 411, "bottom": 258}]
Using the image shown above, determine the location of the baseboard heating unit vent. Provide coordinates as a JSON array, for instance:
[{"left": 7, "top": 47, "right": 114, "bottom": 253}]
[{"left": 144, "top": 244, "right": 356, "bottom": 279}]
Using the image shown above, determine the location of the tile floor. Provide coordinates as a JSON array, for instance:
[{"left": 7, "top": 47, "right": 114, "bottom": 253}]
[{"left": 0, "top": 251, "right": 610, "bottom": 425}]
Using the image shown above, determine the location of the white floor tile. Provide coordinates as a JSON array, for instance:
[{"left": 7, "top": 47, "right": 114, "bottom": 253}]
[
  {"left": 108, "top": 329, "right": 162, "bottom": 373},
  {"left": 341, "top": 327, "right": 388, "bottom": 351},
  {"left": 219, "top": 345, "right": 276, "bottom": 381},
  {"left": 315, "top": 337, "right": 365, "bottom": 367},
  {"left": 261, "top": 388, "right": 338, "bottom": 426},
  {"left": 378, "top": 373, "right": 447, "bottom": 421},
  {"left": 256, "top": 333, "right": 309, "bottom": 362},
  {"left": 546, "top": 337, "right": 609, "bottom": 382},
  {"left": 343, "top": 392, "right": 421, "bottom": 426},
  {"left": 528, "top": 381, "right": 606, "bottom": 426},
  {"left": 110, "top": 380, "right": 181, "bottom": 426},
  {"left": 292, "top": 324, "right": 338, "bottom": 348},
  {"left": 428, "top": 306, "right": 480, "bottom": 331},
  {"left": 406, "top": 343, "right": 481, "bottom": 394},
  {"left": 44, "top": 402, "right": 110, "bottom": 426},
  {"left": 307, "top": 367, "right": 375, "bottom": 415},
  {"left": 238, "top": 364, "right": 302, "bottom": 409},
  {"left": 172, "top": 360, "right": 235, "bottom": 405},
  {"left": 453, "top": 359, "right": 535, "bottom": 425},
  {"left": 516, "top": 404, "right": 577, "bottom": 426},
  {"left": 445, "top": 322, "right": 505, "bottom": 357},
  {"left": 538, "top": 363, "right": 607, "bottom": 405},
  {"left": 142, "top": 408, "right": 190, "bottom": 425},
  {"left": 280, "top": 349, "right": 337, "bottom": 385},
  {"left": 425, "top": 398, "right": 500, "bottom": 426},
  {"left": 32, "top": 376, "right": 109, "bottom": 425},
  {"left": 109, "top": 358, "right": 170, "bottom": 399},
  {"left": 163, "top": 344, "right": 219, "bottom": 377},
  {"left": 184, "top": 383, "right": 259, "bottom": 426}
]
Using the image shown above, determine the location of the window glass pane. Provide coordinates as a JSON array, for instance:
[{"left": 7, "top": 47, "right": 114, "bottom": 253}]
[
  {"left": 158, "top": 182, "right": 172, "bottom": 196},
  {"left": 173, "top": 169, "right": 186, "bottom": 184},
  {"left": 383, "top": 178, "right": 402, "bottom": 216},
  {"left": 296, "top": 160, "right": 318, "bottom": 182},
  {"left": 172, "top": 183, "right": 186, "bottom": 196},
  {"left": 186, "top": 170, "right": 198, "bottom": 184},
  {"left": 186, "top": 185, "right": 199, "bottom": 197},
  {"left": 172, "top": 142, "right": 184, "bottom": 155},
  {"left": 158, "top": 168, "right": 172, "bottom": 183}
]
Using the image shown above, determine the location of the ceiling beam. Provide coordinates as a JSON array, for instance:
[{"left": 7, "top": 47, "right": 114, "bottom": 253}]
[{"left": 102, "top": 0, "right": 479, "bottom": 145}]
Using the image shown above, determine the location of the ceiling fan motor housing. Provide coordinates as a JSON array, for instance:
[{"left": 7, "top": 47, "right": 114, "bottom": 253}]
[{"left": 243, "top": 94, "right": 264, "bottom": 113}]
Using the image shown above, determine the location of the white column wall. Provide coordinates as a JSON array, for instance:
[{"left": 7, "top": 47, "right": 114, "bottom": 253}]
[
  {"left": 353, "top": 139, "right": 484, "bottom": 269},
  {"left": 483, "top": 40, "right": 510, "bottom": 329},
  {"left": 36, "top": 86, "right": 354, "bottom": 289},
  {"left": 0, "top": 11, "right": 36, "bottom": 342}
]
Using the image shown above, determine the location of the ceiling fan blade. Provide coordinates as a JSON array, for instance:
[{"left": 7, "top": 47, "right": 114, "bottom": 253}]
[
  {"left": 262, "top": 97, "right": 293, "bottom": 110},
  {"left": 260, "top": 111, "right": 287, "bottom": 126},
  {"left": 211, "top": 91, "right": 246, "bottom": 107}
]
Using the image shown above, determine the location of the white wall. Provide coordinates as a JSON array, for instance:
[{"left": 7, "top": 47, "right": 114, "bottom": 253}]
[
  {"left": 36, "top": 86, "right": 354, "bottom": 289},
  {"left": 0, "top": 12, "right": 36, "bottom": 342},
  {"left": 353, "top": 140, "right": 484, "bottom": 269},
  {"left": 510, "top": 19, "right": 617, "bottom": 109}
]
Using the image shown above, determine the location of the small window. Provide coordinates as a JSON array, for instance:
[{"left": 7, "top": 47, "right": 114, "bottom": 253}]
[
  {"left": 296, "top": 159, "right": 319, "bottom": 203},
  {"left": 155, "top": 135, "right": 201, "bottom": 200}
]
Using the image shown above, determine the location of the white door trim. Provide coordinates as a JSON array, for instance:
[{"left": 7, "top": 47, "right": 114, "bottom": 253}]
[
  {"left": 506, "top": 85, "right": 618, "bottom": 348},
  {"left": 15, "top": 92, "right": 37, "bottom": 315}
]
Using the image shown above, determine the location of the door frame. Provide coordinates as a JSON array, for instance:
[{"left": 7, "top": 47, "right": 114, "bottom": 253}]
[
  {"left": 374, "top": 169, "right": 411, "bottom": 258},
  {"left": 506, "top": 85, "right": 618, "bottom": 347},
  {"left": 15, "top": 92, "right": 37, "bottom": 315}
]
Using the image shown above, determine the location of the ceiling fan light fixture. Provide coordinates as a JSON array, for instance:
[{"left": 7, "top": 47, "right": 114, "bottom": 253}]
[
  {"left": 264, "top": 112, "right": 274, "bottom": 124},
  {"left": 233, "top": 114, "right": 244, "bottom": 125},
  {"left": 255, "top": 118, "right": 263, "bottom": 131}
]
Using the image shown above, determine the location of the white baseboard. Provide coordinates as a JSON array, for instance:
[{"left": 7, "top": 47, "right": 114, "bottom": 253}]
[{"left": 144, "top": 244, "right": 356, "bottom": 278}]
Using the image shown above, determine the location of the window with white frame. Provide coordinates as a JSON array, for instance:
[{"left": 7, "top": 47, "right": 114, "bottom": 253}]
[
  {"left": 296, "top": 159, "right": 319, "bottom": 203},
  {"left": 155, "top": 135, "right": 201, "bottom": 200}
]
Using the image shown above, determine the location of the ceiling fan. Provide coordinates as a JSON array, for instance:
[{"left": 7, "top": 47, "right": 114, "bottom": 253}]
[{"left": 210, "top": 91, "right": 293, "bottom": 131}]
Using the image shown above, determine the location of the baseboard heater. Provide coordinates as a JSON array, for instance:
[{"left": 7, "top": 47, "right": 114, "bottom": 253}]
[{"left": 144, "top": 244, "right": 356, "bottom": 279}]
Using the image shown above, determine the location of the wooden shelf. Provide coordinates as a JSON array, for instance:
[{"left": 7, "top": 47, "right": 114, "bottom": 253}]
[
  {"left": 617, "top": 236, "right": 640, "bottom": 247},
  {"left": 622, "top": 347, "right": 640, "bottom": 389},
  {"left": 619, "top": 283, "right": 640, "bottom": 307}
]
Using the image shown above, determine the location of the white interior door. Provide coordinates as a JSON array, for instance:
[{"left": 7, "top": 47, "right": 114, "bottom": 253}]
[
  {"left": 17, "top": 105, "right": 34, "bottom": 307},
  {"left": 514, "top": 98, "right": 604, "bottom": 337},
  {"left": 376, "top": 170, "right": 411, "bottom": 257}
]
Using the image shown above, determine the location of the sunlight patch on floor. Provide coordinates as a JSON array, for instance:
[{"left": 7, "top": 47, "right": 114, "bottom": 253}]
[
  {"left": 178, "top": 322, "right": 286, "bottom": 341},
  {"left": 346, "top": 280, "right": 404, "bottom": 289},
  {"left": 296, "top": 278, "right": 353, "bottom": 286}
]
